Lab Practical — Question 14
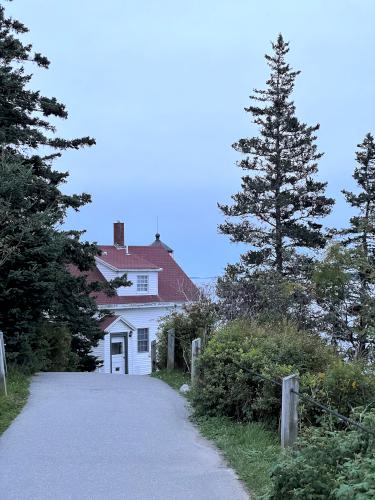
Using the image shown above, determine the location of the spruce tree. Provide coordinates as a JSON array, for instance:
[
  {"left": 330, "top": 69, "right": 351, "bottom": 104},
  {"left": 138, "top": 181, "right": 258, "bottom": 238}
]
[
  {"left": 342, "top": 133, "right": 375, "bottom": 256},
  {"left": 219, "top": 35, "right": 334, "bottom": 276},
  {"left": 315, "top": 134, "right": 375, "bottom": 359},
  {"left": 0, "top": 4, "right": 128, "bottom": 370},
  {"left": 342, "top": 133, "right": 375, "bottom": 353}
]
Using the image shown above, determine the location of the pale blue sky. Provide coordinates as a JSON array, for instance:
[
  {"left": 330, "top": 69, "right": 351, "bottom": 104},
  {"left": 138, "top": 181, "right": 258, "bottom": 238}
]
[{"left": 8, "top": 0, "right": 375, "bottom": 278}]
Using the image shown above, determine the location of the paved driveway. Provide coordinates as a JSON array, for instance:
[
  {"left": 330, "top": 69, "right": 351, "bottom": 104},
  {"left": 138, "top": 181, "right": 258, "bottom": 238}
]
[{"left": 0, "top": 373, "right": 248, "bottom": 500}]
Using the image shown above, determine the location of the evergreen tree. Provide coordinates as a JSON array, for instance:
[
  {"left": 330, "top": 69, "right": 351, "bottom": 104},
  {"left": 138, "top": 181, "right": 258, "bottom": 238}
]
[
  {"left": 342, "top": 133, "right": 375, "bottom": 256},
  {"left": 0, "top": 4, "right": 128, "bottom": 370},
  {"left": 314, "top": 243, "right": 375, "bottom": 360},
  {"left": 219, "top": 35, "right": 334, "bottom": 276},
  {"left": 315, "top": 134, "right": 375, "bottom": 359}
]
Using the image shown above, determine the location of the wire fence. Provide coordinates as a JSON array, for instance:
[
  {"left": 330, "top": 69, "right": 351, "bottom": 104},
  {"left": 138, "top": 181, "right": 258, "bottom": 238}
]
[{"left": 230, "top": 359, "right": 375, "bottom": 438}]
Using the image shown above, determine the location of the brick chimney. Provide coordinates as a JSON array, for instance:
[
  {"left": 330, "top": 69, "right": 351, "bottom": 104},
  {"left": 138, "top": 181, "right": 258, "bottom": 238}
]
[{"left": 114, "top": 221, "right": 125, "bottom": 247}]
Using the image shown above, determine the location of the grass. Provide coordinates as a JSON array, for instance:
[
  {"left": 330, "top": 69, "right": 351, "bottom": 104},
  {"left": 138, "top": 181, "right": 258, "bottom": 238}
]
[
  {"left": 152, "top": 369, "right": 280, "bottom": 499},
  {"left": 151, "top": 368, "right": 190, "bottom": 391},
  {"left": 194, "top": 415, "right": 280, "bottom": 498},
  {"left": 0, "top": 370, "right": 30, "bottom": 435}
]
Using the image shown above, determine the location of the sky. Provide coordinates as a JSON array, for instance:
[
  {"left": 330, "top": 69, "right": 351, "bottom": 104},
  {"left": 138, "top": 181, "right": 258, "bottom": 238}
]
[{"left": 6, "top": 0, "right": 375, "bottom": 280}]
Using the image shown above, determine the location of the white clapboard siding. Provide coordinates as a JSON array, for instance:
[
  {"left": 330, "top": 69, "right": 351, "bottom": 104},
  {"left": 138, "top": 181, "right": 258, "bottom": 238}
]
[
  {"left": 96, "top": 304, "right": 181, "bottom": 375},
  {"left": 96, "top": 261, "right": 118, "bottom": 281},
  {"left": 91, "top": 340, "right": 105, "bottom": 373},
  {"left": 117, "top": 271, "right": 158, "bottom": 296},
  {"left": 96, "top": 261, "right": 159, "bottom": 296}
]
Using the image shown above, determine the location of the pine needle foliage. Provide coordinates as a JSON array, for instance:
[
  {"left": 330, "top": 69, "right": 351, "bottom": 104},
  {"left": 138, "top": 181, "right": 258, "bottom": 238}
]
[
  {"left": 342, "top": 133, "right": 375, "bottom": 256},
  {"left": 0, "top": 3, "right": 129, "bottom": 370},
  {"left": 219, "top": 35, "right": 334, "bottom": 275}
]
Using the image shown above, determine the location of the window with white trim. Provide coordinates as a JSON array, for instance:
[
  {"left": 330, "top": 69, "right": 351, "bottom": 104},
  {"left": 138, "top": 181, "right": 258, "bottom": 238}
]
[
  {"left": 137, "top": 328, "right": 149, "bottom": 352},
  {"left": 137, "top": 275, "right": 149, "bottom": 292}
]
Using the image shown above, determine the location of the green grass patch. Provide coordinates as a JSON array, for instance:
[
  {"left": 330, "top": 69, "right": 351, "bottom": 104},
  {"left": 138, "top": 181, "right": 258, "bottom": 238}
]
[
  {"left": 153, "top": 369, "right": 280, "bottom": 499},
  {"left": 0, "top": 370, "right": 30, "bottom": 435},
  {"left": 151, "top": 369, "right": 190, "bottom": 391},
  {"left": 194, "top": 415, "right": 280, "bottom": 498}
]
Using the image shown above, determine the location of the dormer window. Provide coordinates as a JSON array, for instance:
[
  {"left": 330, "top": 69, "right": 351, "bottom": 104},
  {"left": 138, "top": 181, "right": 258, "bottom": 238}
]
[{"left": 137, "top": 275, "right": 149, "bottom": 292}]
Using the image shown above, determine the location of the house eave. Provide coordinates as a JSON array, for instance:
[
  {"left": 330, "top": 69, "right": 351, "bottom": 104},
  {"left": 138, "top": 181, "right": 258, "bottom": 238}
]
[
  {"left": 104, "top": 315, "right": 136, "bottom": 333},
  {"left": 95, "top": 257, "right": 162, "bottom": 273}
]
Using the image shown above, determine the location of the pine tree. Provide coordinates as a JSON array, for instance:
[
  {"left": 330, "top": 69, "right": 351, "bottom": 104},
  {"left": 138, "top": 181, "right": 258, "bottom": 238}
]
[
  {"left": 315, "top": 134, "right": 375, "bottom": 359},
  {"left": 0, "top": 4, "right": 94, "bottom": 212},
  {"left": 219, "top": 35, "right": 334, "bottom": 276},
  {"left": 342, "top": 133, "right": 375, "bottom": 256},
  {"left": 342, "top": 133, "right": 375, "bottom": 358},
  {"left": 0, "top": 4, "right": 128, "bottom": 370}
]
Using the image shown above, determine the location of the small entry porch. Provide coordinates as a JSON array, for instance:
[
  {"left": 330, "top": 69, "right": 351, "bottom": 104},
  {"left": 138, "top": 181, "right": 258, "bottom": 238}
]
[{"left": 99, "top": 315, "right": 136, "bottom": 375}]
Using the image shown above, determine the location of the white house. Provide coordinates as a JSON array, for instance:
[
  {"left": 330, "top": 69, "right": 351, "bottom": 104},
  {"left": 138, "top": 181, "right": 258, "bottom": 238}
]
[{"left": 75, "top": 222, "right": 198, "bottom": 375}]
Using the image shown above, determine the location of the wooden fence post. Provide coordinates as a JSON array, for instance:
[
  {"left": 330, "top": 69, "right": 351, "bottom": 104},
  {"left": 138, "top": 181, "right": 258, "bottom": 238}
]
[
  {"left": 151, "top": 340, "right": 156, "bottom": 372},
  {"left": 0, "top": 331, "right": 7, "bottom": 396},
  {"left": 281, "top": 374, "right": 299, "bottom": 448},
  {"left": 191, "top": 338, "right": 202, "bottom": 384},
  {"left": 197, "top": 327, "right": 207, "bottom": 347},
  {"left": 167, "top": 328, "right": 175, "bottom": 371}
]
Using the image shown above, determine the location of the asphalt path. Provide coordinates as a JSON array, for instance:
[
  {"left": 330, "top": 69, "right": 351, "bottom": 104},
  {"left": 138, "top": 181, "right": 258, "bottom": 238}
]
[{"left": 0, "top": 373, "right": 249, "bottom": 500}]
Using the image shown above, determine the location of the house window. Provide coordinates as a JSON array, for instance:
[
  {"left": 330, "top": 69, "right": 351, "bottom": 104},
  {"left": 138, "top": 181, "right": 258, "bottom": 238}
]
[
  {"left": 137, "top": 328, "right": 149, "bottom": 352},
  {"left": 111, "top": 342, "right": 123, "bottom": 355},
  {"left": 137, "top": 275, "right": 149, "bottom": 292}
]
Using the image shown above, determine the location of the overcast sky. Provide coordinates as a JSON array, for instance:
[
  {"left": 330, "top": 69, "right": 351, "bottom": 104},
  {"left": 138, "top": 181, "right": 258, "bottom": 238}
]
[{"left": 7, "top": 0, "right": 375, "bottom": 279}]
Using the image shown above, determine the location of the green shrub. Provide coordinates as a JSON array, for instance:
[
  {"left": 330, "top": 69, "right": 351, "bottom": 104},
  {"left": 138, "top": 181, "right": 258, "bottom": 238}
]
[
  {"left": 265, "top": 409, "right": 375, "bottom": 499},
  {"left": 156, "top": 297, "right": 216, "bottom": 371},
  {"left": 191, "top": 320, "right": 336, "bottom": 424},
  {"left": 7, "top": 322, "right": 78, "bottom": 373},
  {"left": 300, "top": 361, "right": 375, "bottom": 426},
  {"left": 37, "top": 322, "right": 78, "bottom": 371}
]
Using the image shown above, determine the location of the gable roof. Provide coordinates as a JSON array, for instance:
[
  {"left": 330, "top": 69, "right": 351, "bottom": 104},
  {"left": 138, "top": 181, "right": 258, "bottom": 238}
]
[
  {"left": 69, "top": 245, "right": 199, "bottom": 306},
  {"left": 98, "top": 315, "right": 136, "bottom": 332},
  {"left": 128, "top": 246, "right": 198, "bottom": 303},
  {"left": 98, "top": 246, "right": 160, "bottom": 270}
]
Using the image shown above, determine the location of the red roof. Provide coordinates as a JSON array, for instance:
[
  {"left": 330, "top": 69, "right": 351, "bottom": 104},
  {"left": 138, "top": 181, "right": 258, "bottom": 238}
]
[
  {"left": 70, "top": 245, "right": 199, "bottom": 306},
  {"left": 127, "top": 246, "right": 198, "bottom": 303},
  {"left": 98, "top": 246, "right": 160, "bottom": 270},
  {"left": 98, "top": 315, "right": 117, "bottom": 331}
]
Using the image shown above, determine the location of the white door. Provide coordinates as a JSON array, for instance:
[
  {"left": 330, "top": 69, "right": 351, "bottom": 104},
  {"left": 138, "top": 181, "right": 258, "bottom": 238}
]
[{"left": 111, "top": 337, "right": 125, "bottom": 374}]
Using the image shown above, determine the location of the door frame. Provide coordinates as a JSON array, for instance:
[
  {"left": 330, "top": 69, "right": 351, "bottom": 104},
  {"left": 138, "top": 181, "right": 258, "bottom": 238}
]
[{"left": 109, "top": 333, "right": 129, "bottom": 374}]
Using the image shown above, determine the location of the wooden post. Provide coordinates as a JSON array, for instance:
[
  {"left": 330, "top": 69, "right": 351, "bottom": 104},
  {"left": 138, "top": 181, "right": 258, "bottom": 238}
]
[
  {"left": 197, "top": 327, "right": 207, "bottom": 347},
  {"left": 281, "top": 374, "right": 299, "bottom": 448},
  {"left": 0, "top": 331, "right": 7, "bottom": 396},
  {"left": 167, "top": 328, "right": 175, "bottom": 371},
  {"left": 203, "top": 328, "right": 208, "bottom": 347},
  {"left": 191, "top": 338, "right": 202, "bottom": 384},
  {"left": 151, "top": 340, "right": 156, "bottom": 372}
]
